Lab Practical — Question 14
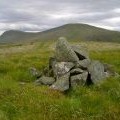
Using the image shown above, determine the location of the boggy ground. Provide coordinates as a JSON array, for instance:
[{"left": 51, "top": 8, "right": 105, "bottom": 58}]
[{"left": 0, "top": 41, "right": 120, "bottom": 120}]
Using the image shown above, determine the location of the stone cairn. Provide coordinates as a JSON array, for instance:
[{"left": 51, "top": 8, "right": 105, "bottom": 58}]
[{"left": 30, "top": 37, "right": 118, "bottom": 92}]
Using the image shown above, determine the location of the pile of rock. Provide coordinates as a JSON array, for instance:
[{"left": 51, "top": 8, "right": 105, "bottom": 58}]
[{"left": 32, "top": 37, "right": 115, "bottom": 92}]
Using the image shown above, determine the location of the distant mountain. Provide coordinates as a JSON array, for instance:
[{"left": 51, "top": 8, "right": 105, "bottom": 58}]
[
  {"left": 0, "top": 30, "right": 37, "bottom": 43},
  {"left": 0, "top": 23, "right": 120, "bottom": 43}
]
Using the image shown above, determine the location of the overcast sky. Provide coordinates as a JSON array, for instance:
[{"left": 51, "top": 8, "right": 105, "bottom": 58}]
[{"left": 0, "top": 0, "right": 120, "bottom": 35}]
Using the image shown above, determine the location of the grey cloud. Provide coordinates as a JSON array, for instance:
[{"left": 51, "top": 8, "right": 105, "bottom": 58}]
[{"left": 0, "top": 0, "right": 120, "bottom": 34}]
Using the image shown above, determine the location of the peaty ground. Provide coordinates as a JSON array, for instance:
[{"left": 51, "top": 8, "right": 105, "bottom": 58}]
[{"left": 0, "top": 41, "right": 120, "bottom": 120}]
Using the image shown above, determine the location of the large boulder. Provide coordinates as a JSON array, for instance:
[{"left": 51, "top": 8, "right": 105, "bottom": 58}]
[
  {"left": 88, "top": 61, "right": 106, "bottom": 84},
  {"left": 71, "top": 45, "right": 89, "bottom": 60},
  {"left": 35, "top": 76, "right": 55, "bottom": 85},
  {"left": 52, "top": 62, "right": 74, "bottom": 78},
  {"left": 70, "top": 71, "right": 88, "bottom": 87},
  {"left": 50, "top": 73, "right": 70, "bottom": 92},
  {"left": 55, "top": 37, "right": 79, "bottom": 62}
]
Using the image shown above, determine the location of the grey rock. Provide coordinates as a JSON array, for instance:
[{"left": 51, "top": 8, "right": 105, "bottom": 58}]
[
  {"left": 50, "top": 73, "right": 70, "bottom": 92},
  {"left": 71, "top": 45, "right": 89, "bottom": 60},
  {"left": 55, "top": 37, "right": 79, "bottom": 62},
  {"left": 35, "top": 76, "right": 55, "bottom": 85},
  {"left": 52, "top": 62, "right": 74, "bottom": 78},
  {"left": 70, "top": 68, "right": 84, "bottom": 75},
  {"left": 29, "top": 67, "right": 42, "bottom": 78},
  {"left": 76, "top": 59, "right": 91, "bottom": 69},
  {"left": 70, "top": 71, "right": 88, "bottom": 87},
  {"left": 88, "top": 61, "right": 106, "bottom": 84}
]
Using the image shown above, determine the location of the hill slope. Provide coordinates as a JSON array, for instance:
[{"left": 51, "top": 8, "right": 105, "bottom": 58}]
[
  {"left": 0, "top": 30, "right": 37, "bottom": 43},
  {"left": 0, "top": 23, "right": 120, "bottom": 43}
]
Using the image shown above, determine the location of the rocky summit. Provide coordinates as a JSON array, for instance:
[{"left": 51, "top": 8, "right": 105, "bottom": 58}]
[{"left": 33, "top": 37, "right": 115, "bottom": 92}]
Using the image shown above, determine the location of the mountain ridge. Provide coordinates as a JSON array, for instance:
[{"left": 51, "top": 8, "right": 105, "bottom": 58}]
[{"left": 0, "top": 23, "right": 120, "bottom": 43}]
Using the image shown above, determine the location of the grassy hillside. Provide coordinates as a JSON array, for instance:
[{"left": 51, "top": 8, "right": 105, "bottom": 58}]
[
  {"left": 0, "top": 24, "right": 120, "bottom": 43},
  {"left": 0, "top": 30, "right": 37, "bottom": 43},
  {"left": 0, "top": 41, "right": 120, "bottom": 120},
  {"left": 37, "top": 24, "right": 120, "bottom": 42}
]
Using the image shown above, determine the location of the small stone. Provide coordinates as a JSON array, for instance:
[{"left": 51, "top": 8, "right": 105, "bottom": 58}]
[
  {"left": 50, "top": 73, "right": 70, "bottom": 92},
  {"left": 35, "top": 76, "right": 55, "bottom": 85}
]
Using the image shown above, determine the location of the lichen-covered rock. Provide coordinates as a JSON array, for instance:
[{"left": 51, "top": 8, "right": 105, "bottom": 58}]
[
  {"left": 55, "top": 37, "right": 79, "bottom": 62},
  {"left": 35, "top": 76, "right": 55, "bottom": 85},
  {"left": 52, "top": 62, "right": 74, "bottom": 78},
  {"left": 88, "top": 61, "right": 106, "bottom": 84},
  {"left": 70, "top": 71, "right": 88, "bottom": 87},
  {"left": 71, "top": 45, "right": 89, "bottom": 60},
  {"left": 50, "top": 73, "right": 70, "bottom": 92}
]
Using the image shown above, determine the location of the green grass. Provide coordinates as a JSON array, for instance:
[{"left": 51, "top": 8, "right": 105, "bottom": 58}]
[{"left": 0, "top": 41, "right": 120, "bottom": 120}]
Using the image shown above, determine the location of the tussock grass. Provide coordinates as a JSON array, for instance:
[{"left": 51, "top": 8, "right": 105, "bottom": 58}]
[{"left": 0, "top": 41, "right": 120, "bottom": 120}]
